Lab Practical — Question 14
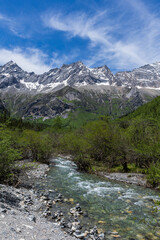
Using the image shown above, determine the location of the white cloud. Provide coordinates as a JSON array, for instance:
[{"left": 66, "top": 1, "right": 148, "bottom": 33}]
[
  {"left": 0, "top": 47, "right": 79, "bottom": 74},
  {"left": 43, "top": 0, "right": 160, "bottom": 71},
  {"left": 0, "top": 48, "right": 51, "bottom": 74}
]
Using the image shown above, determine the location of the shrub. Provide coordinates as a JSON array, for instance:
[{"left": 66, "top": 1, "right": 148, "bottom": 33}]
[
  {"left": 0, "top": 124, "right": 21, "bottom": 181},
  {"left": 75, "top": 155, "right": 91, "bottom": 172},
  {"left": 18, "top": 130, "right": 52, "bottom": 163},
  {"left": 147, "top": 162, "right": 160, "bottom": 188}
]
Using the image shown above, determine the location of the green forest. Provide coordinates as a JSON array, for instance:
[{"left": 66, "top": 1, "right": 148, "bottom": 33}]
[{"left": 1, "top": 95, "right": 160, "bottom": 188}]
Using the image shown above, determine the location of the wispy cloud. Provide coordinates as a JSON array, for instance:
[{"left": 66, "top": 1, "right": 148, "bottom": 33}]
[
  {"left": 0, "top": 12, "right": 29, "bottom": 38},
  {"left": 0, "top": 48, "right": 51, "bottom": 74},
  {"left": 43, "top": 0, "right": 160, "bottom": 71},
  {"left": 43, "top": 11, "right": 112, "bottom": 48},
  {"left": 0, "top": 13, "right": 17, "bottom": 34},
  {"left": 0, "top": 13, "right": 9, "bottom": 21}
]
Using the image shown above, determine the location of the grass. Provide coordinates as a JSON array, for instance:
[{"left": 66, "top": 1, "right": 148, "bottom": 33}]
[
  {"left": 110, "top": 164, "right": 145, "bottom": 173},
  {"left": 90, "top": 162, "right": 146, "bottom": 174},
  {"left": 91, "top": 162, "right": 109, "bottom": 173}
]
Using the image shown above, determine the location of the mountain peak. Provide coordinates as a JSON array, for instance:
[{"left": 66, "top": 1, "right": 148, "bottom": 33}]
[
  {"left": 2, "top": 61, "right": 23, "bottom": 72},
  {"left": 103, "top": 65, "right": 110, "bottom": 69},
  {"left": 5, "top": 60, "right": 16, "bottom": 66},
  {"left": 93, "top": 65, "right": 110, "bottom": 70},
  {"left": 61, "top": 61, "right": 85, "bottom": 69},
  {"left": 74, "top": 61, "right": 84, "bottom": 65}
]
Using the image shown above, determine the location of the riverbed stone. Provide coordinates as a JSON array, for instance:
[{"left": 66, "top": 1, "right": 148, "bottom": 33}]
[
  {"left": 47, "top": 200, "right": 52, "bottom": 207},
  {"left": 28, "top": 214, "right": 36, "bottom": 222},
  {"left": 90, "top": 226, "right": 98, "bottom": 235},
  {"left": 70, "top": 204, "right": 83, "bottom": 216},
  {"left": 59, "top": 218, "right": 67, "bottom": 228},
  {"left": 98, "top": 233, "right": 105, "bottom": 239},
  {"left": 55, "top": 193, "right": 63, "bottom": 202}
]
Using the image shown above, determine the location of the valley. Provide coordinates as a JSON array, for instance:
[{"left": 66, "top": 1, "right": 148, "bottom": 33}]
[{"left": 1, "top": 60, "right": 160, "bottom": 240}]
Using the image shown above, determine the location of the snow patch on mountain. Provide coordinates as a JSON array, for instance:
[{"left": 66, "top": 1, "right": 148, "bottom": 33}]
[{"left": 20, "top": 79, "right": 41, "bottom": 90}]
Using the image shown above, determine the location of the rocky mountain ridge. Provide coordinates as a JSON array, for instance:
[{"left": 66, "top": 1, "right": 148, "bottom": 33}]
[
  {"left": 0, "top": 61, "right": 115, "bottom": 93},
  {"left": 115, "top": 62, "right": 160, "bottom": 89},
  {"left": 1, "top": 60, "right": 160, "bottom": 93}
]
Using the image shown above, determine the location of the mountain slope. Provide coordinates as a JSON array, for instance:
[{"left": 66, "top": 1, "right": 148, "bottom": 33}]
[
  {"left": 0, "top": 99, "right": 6, "bottom": 113},
  {"left": 1, "top": 84, "right": 159, "bottom": 120},
  {"left": 121, "top": 95, "right": 160, "bottom": 121}
]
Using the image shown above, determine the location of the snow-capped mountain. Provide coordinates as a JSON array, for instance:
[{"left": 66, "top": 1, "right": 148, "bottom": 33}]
[
  {"left": 0, "top": 61, "right": 115, "bottom": 93},
  {"left": 115, "top": 62, "right": 160, "bottom": 89},
  {"left": 1, "top": 60, "right": 160, "bottom": 93},
  {"left": 1, "top": 60, "right": 160, "bottom": 120}
]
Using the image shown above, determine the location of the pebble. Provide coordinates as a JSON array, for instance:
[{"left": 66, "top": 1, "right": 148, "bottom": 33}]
[
  {"left": 70, "top": 204, "right": 83, "bottom": 216},
  {"left": 0, "top": 208, "right": 7, "bottom": 213},
  {"left": 28, "top": 215, "right": 36, "bottom": 222},
  {"left": 16, "top": 227, "right": 21, "bottom": 233}
]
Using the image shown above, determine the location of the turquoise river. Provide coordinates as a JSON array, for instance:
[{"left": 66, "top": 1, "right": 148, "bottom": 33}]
[{"left": 38, "top": 157, "right": 160, "bottom": 240}]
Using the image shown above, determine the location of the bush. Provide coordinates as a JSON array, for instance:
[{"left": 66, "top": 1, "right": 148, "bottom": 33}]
[
  {"left": 0, "top": 124, "right": 21, "bottom": 181},
  {"left": 147, "top": 162, "right": 160, "bottom": 188},
  {"left": 18, "top": 130, "right": 52, "bottom": 163},
  {"left": 75, "top": 155, "right": 91, "bottom": 172}
]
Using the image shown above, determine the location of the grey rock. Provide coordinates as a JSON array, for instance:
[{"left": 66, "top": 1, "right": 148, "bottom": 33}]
[
  {"left": 0, "top": 208, "right": 7, "bottom": 213},
  {"left": 59, "top": 218, "right": 67, "bottom": 228},
  {"left": 90, "top": 226, "right": 98, "bottom": 235},
  {"left": 28, "top": 215, "right": 36, "bottom": 222},
  {"left": 16, "top": 227, "right": 21, "bottom": 233},
  {"left": 98, "top": 233, "right": 105, "bottom": 239},
  {"left": 67, "top": 222, "right": 72, "bottom": 228}
]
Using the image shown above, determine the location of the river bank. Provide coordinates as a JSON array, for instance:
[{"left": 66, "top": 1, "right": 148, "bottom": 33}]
[
  {"left": 97, "top": 172, "right": 148, "bottom": 187},
  {"left": 59, "top": 155, "right": 149, "bottom": 188},
  {"left": 0, "top": 160, "right": 78, "bottom": 240}
]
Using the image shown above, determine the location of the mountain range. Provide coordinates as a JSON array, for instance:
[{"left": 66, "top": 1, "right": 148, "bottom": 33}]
[
  {"left": 0, "top": 60, "right": 160, "bottom": 120},
  {"left": 1, "top": 60, "right": 160, "bottom": 92}
]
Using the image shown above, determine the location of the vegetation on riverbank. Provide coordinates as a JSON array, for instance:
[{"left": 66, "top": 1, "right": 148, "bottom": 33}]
[{"left": 1, "top": 95, "right": 160, "bottom": 188}]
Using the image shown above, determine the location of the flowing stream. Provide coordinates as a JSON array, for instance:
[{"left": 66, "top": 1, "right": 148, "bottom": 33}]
[{"left": 39, "top": 157, "right": 160, "bottom": 239}]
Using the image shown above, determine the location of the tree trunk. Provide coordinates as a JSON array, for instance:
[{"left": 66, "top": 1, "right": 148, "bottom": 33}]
[{"left": 122, "top": 162, "right": 129, "bottom": 172}]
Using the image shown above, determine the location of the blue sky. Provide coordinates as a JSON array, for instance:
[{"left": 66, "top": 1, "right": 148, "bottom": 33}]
[{"left": 0, "top": 0, "right": 160, "bottom": 73}]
